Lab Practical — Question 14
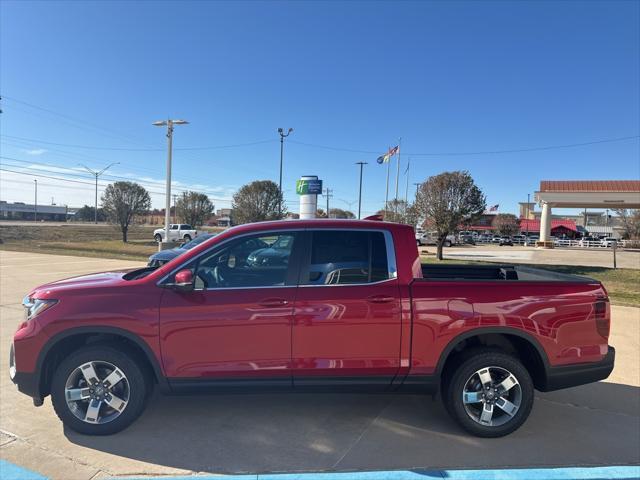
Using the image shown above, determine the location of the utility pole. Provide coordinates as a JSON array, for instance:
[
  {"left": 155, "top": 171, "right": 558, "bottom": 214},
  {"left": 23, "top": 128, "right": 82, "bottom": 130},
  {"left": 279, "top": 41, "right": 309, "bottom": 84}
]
[
  {"left": 323, "top": 188, "right": 333, "bottom": 218},
  {"left": 34, "top": 179, "right": 37, "bottom": 222},
  {"left": 153, "top": 119, "right": 189, "bottom": 247},
  {"left": 413, "top": 182, "right": 420, "bottom": 199},
  {"left": 278, "top": 128, "right": 293, "bottom": 217},
  {"left": 356, "top": 162, "right": 367, "bottom": 219},
  {"left": 80, "top": 162, "right": 120, "bottom": 223}
]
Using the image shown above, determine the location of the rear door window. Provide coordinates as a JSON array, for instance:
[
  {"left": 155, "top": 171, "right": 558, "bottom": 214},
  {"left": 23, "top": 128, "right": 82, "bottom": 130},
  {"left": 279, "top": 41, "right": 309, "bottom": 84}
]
[{"left": 302, "top": 230, "right": 391, "bottom": 285}]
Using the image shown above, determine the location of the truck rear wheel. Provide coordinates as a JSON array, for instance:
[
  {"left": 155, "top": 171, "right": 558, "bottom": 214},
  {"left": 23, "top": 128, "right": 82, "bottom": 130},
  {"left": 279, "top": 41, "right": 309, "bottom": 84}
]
[
  {"left": 154, "top": 234, "right": 162, "bottom": 242},
  {"left": 51, "top": 345, "right": 149, "bottom": 435},
  {"left": 183, "top": 234, "right": 192, "bottom": 242},
  {"left": 444, "top": 350, "right": 534, "bottom": 437}
]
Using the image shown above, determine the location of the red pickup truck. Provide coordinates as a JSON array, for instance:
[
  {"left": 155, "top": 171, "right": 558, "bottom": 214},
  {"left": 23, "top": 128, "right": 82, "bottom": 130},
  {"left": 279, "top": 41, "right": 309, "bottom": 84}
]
[{"left": 10, "top": 218, "right": 614, "bottom": 437}]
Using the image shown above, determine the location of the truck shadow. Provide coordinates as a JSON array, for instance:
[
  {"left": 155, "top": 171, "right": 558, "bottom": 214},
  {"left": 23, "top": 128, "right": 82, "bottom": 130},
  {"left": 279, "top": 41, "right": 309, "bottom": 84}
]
[{"left": 66, "top": 381, "right": 640, "bottom": 475}]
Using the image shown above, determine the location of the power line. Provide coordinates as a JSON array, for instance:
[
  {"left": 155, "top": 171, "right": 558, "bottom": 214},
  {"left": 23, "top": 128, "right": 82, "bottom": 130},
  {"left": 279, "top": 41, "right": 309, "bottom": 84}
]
[
  {"left": 1, "top": 138, "right": 275, "bottom": 184},
  {"left": 0, "top": 155, "right": 238, "bottom": 200},
  {"left": 289, "top": 135, "right": 640, "bottom": 156},
  {"left": 2, "top": 96, "right": 156, "bottom": 147},
  {"left": 0, "top": 166, "right": 234, "bottom": 202},
  {"left": 1, "top": 134, "right": 276, "bottom": 152}
]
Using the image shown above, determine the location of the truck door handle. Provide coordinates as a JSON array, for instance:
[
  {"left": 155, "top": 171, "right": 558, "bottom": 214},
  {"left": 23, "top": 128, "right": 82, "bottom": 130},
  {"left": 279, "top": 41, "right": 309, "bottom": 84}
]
[
  {"left": 367, "top": 295, "right": 395, "bottom": 304},
  {"left": 259, "top": 298, "right": 289, "bottom": 308}
]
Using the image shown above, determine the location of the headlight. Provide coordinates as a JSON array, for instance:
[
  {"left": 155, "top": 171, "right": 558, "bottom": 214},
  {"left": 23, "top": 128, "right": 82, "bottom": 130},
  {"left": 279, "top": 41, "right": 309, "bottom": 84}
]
[{"left": 22, "top": 297, "right": 58, "bottom": 321}]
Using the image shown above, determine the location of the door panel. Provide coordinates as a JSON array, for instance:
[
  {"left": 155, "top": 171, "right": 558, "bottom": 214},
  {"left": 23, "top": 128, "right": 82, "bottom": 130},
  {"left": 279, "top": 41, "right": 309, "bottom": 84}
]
[
  {"left": 159, "top": 231, "right": 301, "bottom": 380},
  {"left": 292, "top": 230, "right": 402, "bottom": 383},
  {"left": 293, "top": 282, "right": 402, "bottom": 378},
  {"left": 160, "top": 287, "right": 296, "bottom": 378}
]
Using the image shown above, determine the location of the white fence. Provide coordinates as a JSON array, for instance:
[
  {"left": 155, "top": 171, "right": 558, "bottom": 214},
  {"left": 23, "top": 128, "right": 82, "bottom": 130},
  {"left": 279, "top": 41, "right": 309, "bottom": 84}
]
[{"left": 472, "top": 237, "right": 637, "bottom": 249}]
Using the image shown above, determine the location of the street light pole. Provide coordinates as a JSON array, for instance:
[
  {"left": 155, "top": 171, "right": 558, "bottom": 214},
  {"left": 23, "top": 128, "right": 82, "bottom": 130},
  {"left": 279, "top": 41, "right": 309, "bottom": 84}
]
[
  {"left": 153, "top": 119, "right": 189, "bottom": 247},
  {"left": 278, "top": 128, "right": 293, "bottom": 217},
  {"left": 355, "top": 162, "right": 367, "bottom": 219},
  {"left": 34, "top": 179, "right": 37, "bottom": 222},
  {"left": 80, "top": 162, "right": 120, "bottom": 223}
]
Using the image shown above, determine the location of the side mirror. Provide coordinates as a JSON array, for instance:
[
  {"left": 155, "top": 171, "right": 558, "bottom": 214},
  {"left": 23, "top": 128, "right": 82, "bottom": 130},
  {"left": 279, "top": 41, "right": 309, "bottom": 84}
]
[{"left": 172, "top": 269, "right": 194, "bottom": 292}]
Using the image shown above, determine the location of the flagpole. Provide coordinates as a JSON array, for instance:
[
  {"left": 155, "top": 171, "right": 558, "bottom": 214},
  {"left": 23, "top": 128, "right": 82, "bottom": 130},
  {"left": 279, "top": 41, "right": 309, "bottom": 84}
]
[
  {"left": 394, "top": 137, "right": 401, "bottom": 215},
  {"left": 404, "top": 157, "right": 410, "bottom": 204},
  {"left": 384, "top": 145, "right": 390, "bottom": 213},
  {"left": 395, "top": 137, "right": 401, "bottom": 202}
]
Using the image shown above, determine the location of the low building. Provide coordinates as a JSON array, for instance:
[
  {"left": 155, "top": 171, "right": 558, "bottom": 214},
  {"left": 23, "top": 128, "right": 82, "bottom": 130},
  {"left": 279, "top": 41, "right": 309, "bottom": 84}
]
[
  {"left": 518, "top": 219, "right": 579, "bottom": 238},
  {"left": 0, "top": 201, "right": 74, "bottom": 222}
]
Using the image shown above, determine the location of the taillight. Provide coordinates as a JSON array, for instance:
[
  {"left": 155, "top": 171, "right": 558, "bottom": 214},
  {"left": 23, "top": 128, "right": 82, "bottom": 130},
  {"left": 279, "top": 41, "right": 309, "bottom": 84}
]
[{"left": 594, "top": 298, "right": 610, "bottom": 339}]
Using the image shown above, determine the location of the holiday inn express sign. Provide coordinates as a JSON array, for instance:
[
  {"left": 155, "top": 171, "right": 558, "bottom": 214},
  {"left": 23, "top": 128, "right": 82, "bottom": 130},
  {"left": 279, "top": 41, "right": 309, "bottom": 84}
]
[{"left": 296, "top": 178, "right": 323, "bottom": 195}]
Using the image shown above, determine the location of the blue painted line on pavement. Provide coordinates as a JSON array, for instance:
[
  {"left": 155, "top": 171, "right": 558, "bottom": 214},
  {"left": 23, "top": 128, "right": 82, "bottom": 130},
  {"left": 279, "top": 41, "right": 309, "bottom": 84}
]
[
  {"left": 0, "top": 460, "right": 47, "bottom": 480},
  {"left": 120, "top": 465, "right": 640, "bottom": 480},
  {"left": 1, "top": 461, "right": 638, "bottom": 480}
]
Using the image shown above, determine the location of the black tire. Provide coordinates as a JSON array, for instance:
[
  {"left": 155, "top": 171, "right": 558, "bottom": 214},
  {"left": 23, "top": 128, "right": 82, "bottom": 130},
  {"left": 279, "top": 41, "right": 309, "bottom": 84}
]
[
  {"left": 51, "top": 345, "right": 149, "bottom": 435},
  {"left": 444, "top": 350, "right": 534, "bottom": 437},
  {"left": 444, "top": 240, "right": 452, "bottom": 247},
  {"left": 154, "top": 234, "right": 162, "bottom": 243},
  {"left": 183, "top": 234, "right": 192, "bottom": 242}
]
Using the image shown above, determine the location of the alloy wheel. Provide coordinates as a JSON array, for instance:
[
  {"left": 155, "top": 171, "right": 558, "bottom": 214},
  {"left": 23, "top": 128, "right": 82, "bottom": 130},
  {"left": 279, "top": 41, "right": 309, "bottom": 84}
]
[
  {"left": 64, "top": 360, "right": 130, "bottom": 425},
  {"left": 462, "top": 366, "right": 522, "bottom": 427}
]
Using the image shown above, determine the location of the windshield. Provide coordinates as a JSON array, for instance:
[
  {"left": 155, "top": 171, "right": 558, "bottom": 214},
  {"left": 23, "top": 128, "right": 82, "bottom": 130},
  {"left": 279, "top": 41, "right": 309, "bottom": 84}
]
[{"left": 180, "top": 234, "right": 215, "bottom": 250}]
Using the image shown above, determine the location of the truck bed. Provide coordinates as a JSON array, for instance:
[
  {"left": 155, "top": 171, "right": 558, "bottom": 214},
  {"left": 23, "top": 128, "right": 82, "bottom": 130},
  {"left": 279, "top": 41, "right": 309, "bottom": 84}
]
[{"left": 419, "top": 264, "right": 596, "bottom": 283}]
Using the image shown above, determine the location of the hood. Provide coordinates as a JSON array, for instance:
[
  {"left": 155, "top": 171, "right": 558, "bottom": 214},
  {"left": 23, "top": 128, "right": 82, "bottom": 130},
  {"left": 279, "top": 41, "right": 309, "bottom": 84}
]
[{"left": 30, "top": 270, "right": 132, "bottom": 298}]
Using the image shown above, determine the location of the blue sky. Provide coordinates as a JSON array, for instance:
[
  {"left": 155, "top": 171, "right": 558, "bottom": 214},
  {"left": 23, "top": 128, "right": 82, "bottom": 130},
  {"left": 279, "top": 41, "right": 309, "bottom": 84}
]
[{"left": 1, "top": 0, "right": 639, "bottom": 217}]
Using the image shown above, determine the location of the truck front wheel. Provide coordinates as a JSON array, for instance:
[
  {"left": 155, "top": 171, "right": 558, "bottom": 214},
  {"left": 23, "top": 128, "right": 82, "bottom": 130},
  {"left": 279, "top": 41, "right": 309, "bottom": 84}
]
[
  {"left": 444, "top": 350, "right": 534, "bottom": 437},
  {"left": 51, "top": 345, "right": 149, "bottom": 435}
]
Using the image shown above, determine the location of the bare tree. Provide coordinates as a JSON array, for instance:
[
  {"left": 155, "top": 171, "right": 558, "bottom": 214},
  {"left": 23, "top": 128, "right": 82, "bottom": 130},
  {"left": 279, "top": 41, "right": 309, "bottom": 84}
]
[
  {"left": 493, "top": 213, "right": 520, "bottom": 236},
  {"left": 614, "top": 209, "right": 640, "bottom": 239},
  {"left": 101, "top": 181, "right": 151, "bottom": 242},
  {"left": 231, "top": 180, "right": 285, "bottom": 225},
  {"left": 176, "top": 191, "right": 214, "bottom": 227},
  {"left": 328, "top": 208, "right": 355, "bottom": 219},
  {"left": 415, "top": 171, "right": 486, "bottom": 260},
  {"left": 377, "top": 199, "right": 418, "bottom": 225}
]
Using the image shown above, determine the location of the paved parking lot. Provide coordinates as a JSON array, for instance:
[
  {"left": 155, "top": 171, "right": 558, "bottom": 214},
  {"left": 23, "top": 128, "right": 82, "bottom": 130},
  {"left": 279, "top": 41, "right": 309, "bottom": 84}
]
[
  {"left": 438, "top": 244, "right": 640, "bottom": 269},
  {"left": 1, "top": 250, "right": 639, "bottom": 479}
]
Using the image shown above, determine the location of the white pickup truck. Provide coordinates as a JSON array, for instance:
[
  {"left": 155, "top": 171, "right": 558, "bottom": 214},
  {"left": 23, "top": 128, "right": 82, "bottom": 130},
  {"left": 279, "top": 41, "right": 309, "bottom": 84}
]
[{"left": 153, "top": 224, "right": 198, "bottom": 243}]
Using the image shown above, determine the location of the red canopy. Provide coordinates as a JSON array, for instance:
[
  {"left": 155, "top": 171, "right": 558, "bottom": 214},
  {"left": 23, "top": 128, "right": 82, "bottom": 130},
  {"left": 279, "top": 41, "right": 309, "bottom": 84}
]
[{"left": 518, "top": 219, "right": 578, "bottom": 233}]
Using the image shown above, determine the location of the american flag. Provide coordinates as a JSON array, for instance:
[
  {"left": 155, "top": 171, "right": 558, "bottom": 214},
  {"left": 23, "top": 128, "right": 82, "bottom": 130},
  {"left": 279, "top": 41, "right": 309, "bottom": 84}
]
[
  {"left": 376, "top": 145, "right": 399, "bottom": 164},
  {"left": 489, "top": 204, "right": 499, "bottom": 212}
]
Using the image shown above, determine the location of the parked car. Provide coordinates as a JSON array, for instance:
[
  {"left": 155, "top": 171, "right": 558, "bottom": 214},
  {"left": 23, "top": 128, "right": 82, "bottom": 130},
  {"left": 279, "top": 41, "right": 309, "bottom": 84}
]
[
  {"left": 524, "top": 236, "right": 539, "bottom": 246},
  {"left": 491, "top": 236, "right": 502, "bottom": 244},
  {"left": 601, "top": 237, "right": 618, "bottom": 248},
  {"left": 148, "top": 233, "right": 217, "bottom": 268},
  {"left": 416, "top": 232, "right": 457, "bottom": 247},
  {"left": 511, "top": 235, "right": 526, "bottom": 244},
  {"left": 579, "top": 236, "right": 599, "bottom": 247},
  {"left": 11, "top": 219, "right": 614, "bottom": 438},
  {"left": 460, "top": 234, "right": 476, "bottom": 245},
  {"left": 153, "top": 224, "right": 198, "bottom": 243},
  {"left": 499, "top": 236, "right": 514, "bottom": 246}
]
